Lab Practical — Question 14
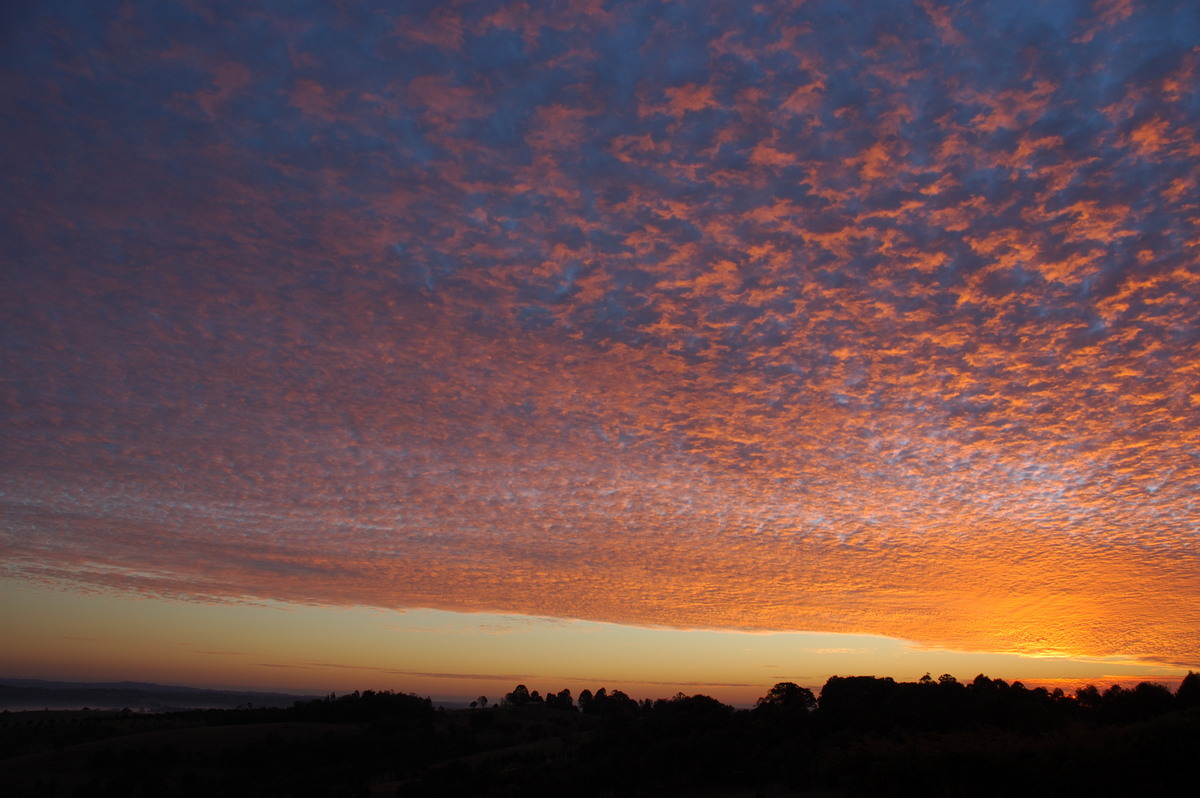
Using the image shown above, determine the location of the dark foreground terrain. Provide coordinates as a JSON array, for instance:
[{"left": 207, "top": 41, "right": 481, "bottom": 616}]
[
  {"left": 0, "top": 679, "right": 313, "bottom": 713},
  {"left": 2, "top": 673, "right": 1198, "bottom": 797}
]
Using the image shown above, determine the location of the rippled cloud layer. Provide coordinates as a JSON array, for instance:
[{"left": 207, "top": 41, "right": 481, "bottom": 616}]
[{"left": 3, "top": 0, "right": 1198, "bottom": 669}]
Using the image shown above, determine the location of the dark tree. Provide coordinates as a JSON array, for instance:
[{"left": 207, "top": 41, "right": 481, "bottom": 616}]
[
  {"left": 584, "top": 687, "right": 638, "bottom": 717},
  {"left": 1097, "top": 682, "right": 1174, "bottom": 723},
  {"left": 544, "top": 688, "right": 574, "bottom": 711},
  {"left": 1177, "top": 671, "right": 1200, "bottom": 709},
  {"left": 755, "top": 682, "right": 817, "bottom": 714},
  {"left": 503, "top": 684, "right": 531, "bottom": 707},
  {"left": 651, "top": 693, "right": 733, "bottom": 732},
  {"left": 1076, "top": 684, "right": 1103, "bottom": 710},
  {"left": 818, "top": 675, "right": 900, "bottom": 732}
]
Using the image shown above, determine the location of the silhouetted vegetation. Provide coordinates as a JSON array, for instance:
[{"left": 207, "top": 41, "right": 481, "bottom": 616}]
[{"left": 2, "top": 673, "right": 1197, "bottom": 796}]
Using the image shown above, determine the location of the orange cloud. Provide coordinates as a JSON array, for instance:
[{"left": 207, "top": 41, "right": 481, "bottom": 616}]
[{"left": 4, "top": 0, "right": 1200, "bottom": 680}]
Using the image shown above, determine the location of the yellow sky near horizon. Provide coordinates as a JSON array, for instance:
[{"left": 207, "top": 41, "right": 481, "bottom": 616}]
[{"left": 2, "top": 579, "right": 1187, "bottom": 706}]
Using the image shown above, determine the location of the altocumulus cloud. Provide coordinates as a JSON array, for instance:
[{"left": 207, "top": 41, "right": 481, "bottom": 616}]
[{"left": 2, "top": 0, "right": 1199, "bottom": 668}]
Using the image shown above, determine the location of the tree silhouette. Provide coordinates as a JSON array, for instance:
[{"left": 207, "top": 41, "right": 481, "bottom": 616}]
[
  {"left": 755, "top": 682, "right": 817, "bottom": 714},
  {"left": 582, "top": 687, "right": 638, "bottom": 717},
  {"left": 1177, "top": 672, "right": 1200, "bottom": 709},
  {"left": 503, "top": 684, "right": 531, "bottom": 707},
  {"left": 545, "top": 688, "right": 574, "bottom": 711},
  {"left": 1076, "top": 684, "right": 1103, "bottom": 710}
]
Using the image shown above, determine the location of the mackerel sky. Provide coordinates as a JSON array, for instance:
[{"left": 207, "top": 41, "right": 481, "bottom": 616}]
[{"left": 3, "top": 0, "right": 1199, "bottom": 681}]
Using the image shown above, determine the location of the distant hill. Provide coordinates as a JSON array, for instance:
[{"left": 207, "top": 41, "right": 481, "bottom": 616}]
[{"left": 0, "top": 678, "right": 318, "bottom": 712}]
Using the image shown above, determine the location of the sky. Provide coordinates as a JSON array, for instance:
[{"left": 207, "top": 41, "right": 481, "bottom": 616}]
[{"left": 2, "top": 0, "right": 1199, "bottom": 706}]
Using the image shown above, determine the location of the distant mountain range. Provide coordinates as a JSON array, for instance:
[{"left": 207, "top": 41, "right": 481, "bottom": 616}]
[{"left": 0, "top": 678, "right": 319, "bottom": 712}]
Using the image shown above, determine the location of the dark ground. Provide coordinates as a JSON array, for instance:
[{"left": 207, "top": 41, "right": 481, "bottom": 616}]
[{"left": 2, "top": 675, "right": 1198, "bottom": 797}]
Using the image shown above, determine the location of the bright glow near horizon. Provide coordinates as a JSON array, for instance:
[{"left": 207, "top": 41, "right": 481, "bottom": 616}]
[
  {"left": 0, "top": 580, "right": 1184, "bottom": 705},
  {"left": 2, "top": 0, "right": 1199, "bottom": 701}
]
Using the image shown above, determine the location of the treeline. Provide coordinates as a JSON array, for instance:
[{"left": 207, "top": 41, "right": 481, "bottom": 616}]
[
  {"left": 413, "top": 672, "right": 1200, "bottom": 796},
  {"left": 289, "top": 689, "right": 434, "bottom": 723},
  {"left": 4, "top": 674, "right": 1198, "bottom": 796},
  {"left": 492, "top": 670, "right": 1200, "bottom": 731}
]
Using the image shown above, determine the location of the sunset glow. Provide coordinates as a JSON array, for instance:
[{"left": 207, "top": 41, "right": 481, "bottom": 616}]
[{"left": 3, "top": 0, "right": 1198, "bottom": 703}]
